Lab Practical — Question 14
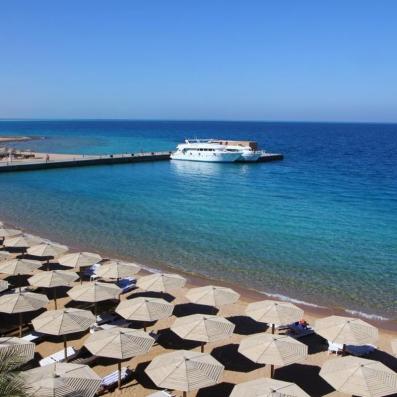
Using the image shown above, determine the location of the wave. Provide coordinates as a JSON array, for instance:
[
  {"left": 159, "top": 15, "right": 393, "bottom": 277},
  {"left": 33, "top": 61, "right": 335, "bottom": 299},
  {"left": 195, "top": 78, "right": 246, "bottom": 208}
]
[
  {"left": 344, "top": 309, "right": 389, "bottom": 321},
  {"left": 262, "top": 292, "right": 327, "bottom": 309}
]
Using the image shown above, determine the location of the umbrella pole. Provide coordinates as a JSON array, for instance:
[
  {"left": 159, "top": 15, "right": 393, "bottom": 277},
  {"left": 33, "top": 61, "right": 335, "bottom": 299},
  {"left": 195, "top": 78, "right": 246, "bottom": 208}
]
[
  {"left": 270, "top": 364, "right": 275, "bottom": 378},
  {"left": 54, "top": 287, "right": 57, "bottom": 310},
  {"left": 18, "top": 273, "right": 21, "bottom": 293},
  {"left": 201, "top": 342, "right": 204, "bottom": 353},
  {"left": 271, "top": 324, "right": 275, "bottom": 334},
  {"left": 80, "top": 269, "right": 83, "bottom": 285},
  {"left": 19, "top": 312, "right": 23, "bottom": 337},
  {"left": 183, "top": 392, "right": 187, "bottom": 397},
  {"left": 144, "top": 322, "right": 147, "bottom": 332},
  {"left": 63, "top": 335, "right": 68, "bottom": 361},
  {"left": 94, "top": 302, "right": 98, "bottom": 317},
  {"left": 118, "top": 361, "right": 121, "bottom": 389},
  {"left": 46, "top": 259, "right": 50, "bottom": 271}
]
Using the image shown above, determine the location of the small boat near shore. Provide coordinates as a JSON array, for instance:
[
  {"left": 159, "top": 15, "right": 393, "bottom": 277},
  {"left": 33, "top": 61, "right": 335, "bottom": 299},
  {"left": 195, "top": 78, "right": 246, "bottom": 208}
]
[{"left": 170, "top": 139, "right": 265, "bottom": 163}]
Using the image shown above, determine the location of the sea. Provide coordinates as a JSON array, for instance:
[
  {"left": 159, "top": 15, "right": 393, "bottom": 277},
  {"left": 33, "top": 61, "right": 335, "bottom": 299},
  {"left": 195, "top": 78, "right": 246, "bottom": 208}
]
[{"left": 0, "top": 120, "right": 396, "bottom": 321}]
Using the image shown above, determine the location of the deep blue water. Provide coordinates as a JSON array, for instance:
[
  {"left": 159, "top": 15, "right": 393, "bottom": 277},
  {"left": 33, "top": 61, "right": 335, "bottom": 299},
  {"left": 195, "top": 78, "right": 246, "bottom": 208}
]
[{"left": 0, "top": 120, "right": 396, "bottom": 319}]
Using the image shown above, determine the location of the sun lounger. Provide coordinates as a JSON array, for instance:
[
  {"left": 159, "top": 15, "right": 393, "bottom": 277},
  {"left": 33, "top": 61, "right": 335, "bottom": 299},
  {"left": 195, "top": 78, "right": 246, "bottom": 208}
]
[
  {"left": 84, "top": 263, "right": 101, "bottom": 278},
  {"left": 96, "top": 312, "right": 117, "bottom": 325},
  {"left": 98, "top": 367, "right": 132, "bottom": 392},
  {"left": 286, "top": 323, "right": 315, "bottom": 338},
  {"left": 147, "top": 391, "right": 175, "bottom": 397},
  {"left": 39, "top": 346, "right": 78, "bottom": 366},
  {"left": 116, "top": 277, "right": 137, "bottom": 294},
  {"left": 22, "top": 331, "right": 44, "bottom": 343},
  {"left": 345, "top": 344, "right": 376, "bottom": 356},
  {"left": 90, "top": 319, "right": 130, "bottom": 333},
  {"left": 328, "top": 341, "right": 344, "bottom": 355}
]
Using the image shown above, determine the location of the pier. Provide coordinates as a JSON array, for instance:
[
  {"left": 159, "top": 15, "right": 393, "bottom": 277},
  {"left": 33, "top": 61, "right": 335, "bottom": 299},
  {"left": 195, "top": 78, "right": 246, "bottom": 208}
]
[{"left": 0, "top": 151, "right": 283, "bottom": 173}]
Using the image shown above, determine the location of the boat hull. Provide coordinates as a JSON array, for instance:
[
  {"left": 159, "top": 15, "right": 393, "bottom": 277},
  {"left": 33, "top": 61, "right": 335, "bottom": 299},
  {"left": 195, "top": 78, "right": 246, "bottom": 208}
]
[{"left": 171, "top": 151, "right": 241, "bottom": 163}]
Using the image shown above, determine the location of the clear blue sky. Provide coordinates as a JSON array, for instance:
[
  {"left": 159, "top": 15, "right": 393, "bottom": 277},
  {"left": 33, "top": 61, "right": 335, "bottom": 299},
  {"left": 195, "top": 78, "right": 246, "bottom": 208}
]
[{"left": 1, "top": 0, "right": 396, "bottom": 122}]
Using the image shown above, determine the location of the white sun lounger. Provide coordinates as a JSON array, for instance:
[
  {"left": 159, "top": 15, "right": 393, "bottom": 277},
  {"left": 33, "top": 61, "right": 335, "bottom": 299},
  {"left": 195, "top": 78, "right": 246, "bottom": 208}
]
[
  {"left": 147, "top": 391, "right": 175, "bottom": 397},
  {"left": 39, "top": 346, "right": 78, "bottom": 366},
  {"left": 100, "top": 367, "right": 131, "bottom": 389},
  {"left": 96, "top": 312, "right": 117, "bottom": 325},
  {"left": 22, "top": 331, "right": 44, "bottom": 343},
  {"left": 345, "top": 344, "right": 376, "bottom": 356},
  {"left": 328, "top": 341, "right": 344, "bottom": 355},
  {"left": 90, "top": 319, "right": 130, "bottom": 333}
]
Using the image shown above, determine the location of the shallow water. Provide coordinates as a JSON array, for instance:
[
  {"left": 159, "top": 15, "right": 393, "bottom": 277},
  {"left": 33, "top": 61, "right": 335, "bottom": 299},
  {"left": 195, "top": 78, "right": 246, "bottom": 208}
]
[{"left": 0, "top": 120, "right": 396, "bottom": 319}]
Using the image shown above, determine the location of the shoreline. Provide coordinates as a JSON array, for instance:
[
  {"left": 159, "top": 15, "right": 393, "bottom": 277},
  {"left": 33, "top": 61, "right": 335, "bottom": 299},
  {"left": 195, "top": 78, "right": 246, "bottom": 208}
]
[
  {"left": 0, "top": 135, "right": 35, "bottom": 143},
  {"left": 2, "top": 217, "right": 396, "bottom": 334}
]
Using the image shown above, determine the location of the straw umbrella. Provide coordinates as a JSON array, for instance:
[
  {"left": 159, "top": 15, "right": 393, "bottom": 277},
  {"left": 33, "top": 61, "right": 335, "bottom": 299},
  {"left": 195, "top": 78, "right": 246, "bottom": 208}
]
[
  {"left": 391, "top": 339, "right": 397, "bottom": 356},
  {"left": 96, "top": 260, "right": 141, "bottom": 281},
  {"left": 116, "top": 296, "right": 173, "bottom": 331},
  {"left": 67, "top": 281, "right": 121, "bottom": 316},
  {"left": 0, "top": 227, "right": 21, "bottom": 242},
  {"left": 58, "top": 252, "right": 102, "bottom": 284},
  {"left": 28, "top": 270, "right": 78, "bottom": 309},
  {"left": 314, "top": 315, "right": 378, "bottom": 352},
  {"left": 185, "top": 285, "right": 240, "bottom": 308},
  {"left": 137, "top": 273, "right": 186, "bottom": 293},
  {"left": 171, "top": 314, "right": 235, "bottom": 352},
  {"left": 320, "top": 356, "right": 397, "bottom": 397},
  {"left": 32, "top": 308, "right": 95, "bottom": 360},
  {"left": 0, "top": 336, "right": 35, "bottom": 364},
  {"left": 85, "top": 327, "right": 155, "bottom": 389},
  {"left": 246, "top": 300, "right": 304, "bottom": 334},
  {"left": 0, "top": 291, "right": 49, "bottom": 336},
  {"left": 0, "top": 279, "right": 9, "bottom": 293},
  {"left": 238, "top": 333, "right": 308, "bottom": 378},
  {"left": 145, "top": 349, "right": 224, "bottom": 397},
  {"left": 0, "top": 258, "right": 42, "bottom": 291},
  {"left": 23, "top": 362, "right": 102, "bottom": 397},
  {"left": 230, "top": 377, "right": 310, "bottom": 397},
  {"left": 27, "top": 243, "right": 68, "bottom": 270},
  {"left": 3, "top": 234, "right": 42, "bottom": 256}
]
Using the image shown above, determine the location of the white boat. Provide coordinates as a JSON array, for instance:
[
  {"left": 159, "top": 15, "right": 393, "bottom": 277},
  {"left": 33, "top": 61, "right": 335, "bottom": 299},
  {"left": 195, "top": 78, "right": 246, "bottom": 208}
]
[
  {"left": 170, "top": 139, "right": 243, "bottom": 163},
  {"left": 210, "top": 140, "right": 264, "bottom": 162}
]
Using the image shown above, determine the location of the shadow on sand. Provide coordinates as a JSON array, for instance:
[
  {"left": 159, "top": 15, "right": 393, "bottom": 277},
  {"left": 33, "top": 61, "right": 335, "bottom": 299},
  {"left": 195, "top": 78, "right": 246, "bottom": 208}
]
[{"left": 211, "top": 343, "right": 264, "bottom": 373}]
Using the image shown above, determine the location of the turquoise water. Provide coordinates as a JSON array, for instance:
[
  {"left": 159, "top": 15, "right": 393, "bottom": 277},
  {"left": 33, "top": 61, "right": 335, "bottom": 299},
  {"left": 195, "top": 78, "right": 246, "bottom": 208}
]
[{"left": 0, "top": 121, "right": 396, "bottom": 319}]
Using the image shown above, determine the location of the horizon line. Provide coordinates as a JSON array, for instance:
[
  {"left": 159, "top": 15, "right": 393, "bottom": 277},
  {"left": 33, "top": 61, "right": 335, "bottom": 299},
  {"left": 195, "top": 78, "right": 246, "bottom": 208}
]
[{"left": 0, "top": 117, "right": 397, "bottom": 125}]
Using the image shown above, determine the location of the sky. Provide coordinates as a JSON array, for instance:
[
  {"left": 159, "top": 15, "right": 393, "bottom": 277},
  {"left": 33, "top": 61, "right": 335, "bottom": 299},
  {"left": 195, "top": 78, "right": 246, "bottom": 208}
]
[{"left": 0, "top": 1, "right": 396, "bottom": 122}]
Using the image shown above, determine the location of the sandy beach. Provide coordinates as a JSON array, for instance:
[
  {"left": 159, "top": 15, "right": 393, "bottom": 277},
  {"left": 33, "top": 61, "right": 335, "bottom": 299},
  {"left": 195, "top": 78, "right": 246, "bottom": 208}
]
[{"left": 0, "top": 221, "right": 396, "bottom": 397}]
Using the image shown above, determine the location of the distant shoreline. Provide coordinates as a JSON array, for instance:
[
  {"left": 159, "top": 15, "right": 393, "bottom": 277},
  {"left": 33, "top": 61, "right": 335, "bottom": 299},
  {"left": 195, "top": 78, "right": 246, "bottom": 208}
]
[{"left": 0, "top": 136, "right": 35, "bottom": 143}]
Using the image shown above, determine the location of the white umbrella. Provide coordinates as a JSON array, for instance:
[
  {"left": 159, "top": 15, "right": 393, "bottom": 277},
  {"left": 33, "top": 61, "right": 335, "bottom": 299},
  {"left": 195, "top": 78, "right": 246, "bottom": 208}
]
[
  {"left": 185, "top": 285, "right": 240, "bottom": 307},
  {"left": 0, "top": 279, "right": 8, "bottom": 293},
  {"left": 0, "top": 291, "right": 49, "bottom": 336},
  {"left": 96, "top": 260, "right": 140, "bottom": 281},
  {"left": 0, "top": 336, "right": 35, "bottom": 364},
  {"left": 23, "top": 362, "right": 102, "bottom": 397},
  {"left": 230, "top": 377, "right": 310, "bottom": 397},
  {"left": 58, "top": 252, "right": 102, "bottom": 284},
  {"left": 238, "top": 333, "right": 308, "bottom": 377},
  {"left": 32, "top": 308, "right": 95, "bottom": 360},
  {"left": 0, "top": 228, "right": 21, "bottom": 240},
  {"left": 67, "top": 281, "right": 121, "bottom": 316},
  {"left": 246, "top": 300, "right": 304, "bottom": 333},
  {"left": 27, "top": 243, "right": 68, "bottom": 269},
  {"left": 85, "top": 327, "right": 154, "bottom": 389},
  {"left": 137, "top": 273, "right": 186, "bottom": 293},
  {"left": 314, "top": 315, "right": 378, "bottom": 351},
  {"left": 3, "top": 234, "right": 42, "bottom": 250},
  {"left": 28, "top": 270, "right": 78, "bottom": 309},
  {"left": 145, "top": 350, "right": 224, "bottom": 397},
  {"left": 0, "top": 258, "right": 42, "bottom": 291},
  {"left": 171, "top": 314, "right": 235, "bottom": 352},
  {"left": 116, "top": 296, "right": 174, "bottom": 330},
  {"left": 320, "top": 356, "right": 397, "bottom": 397}
]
